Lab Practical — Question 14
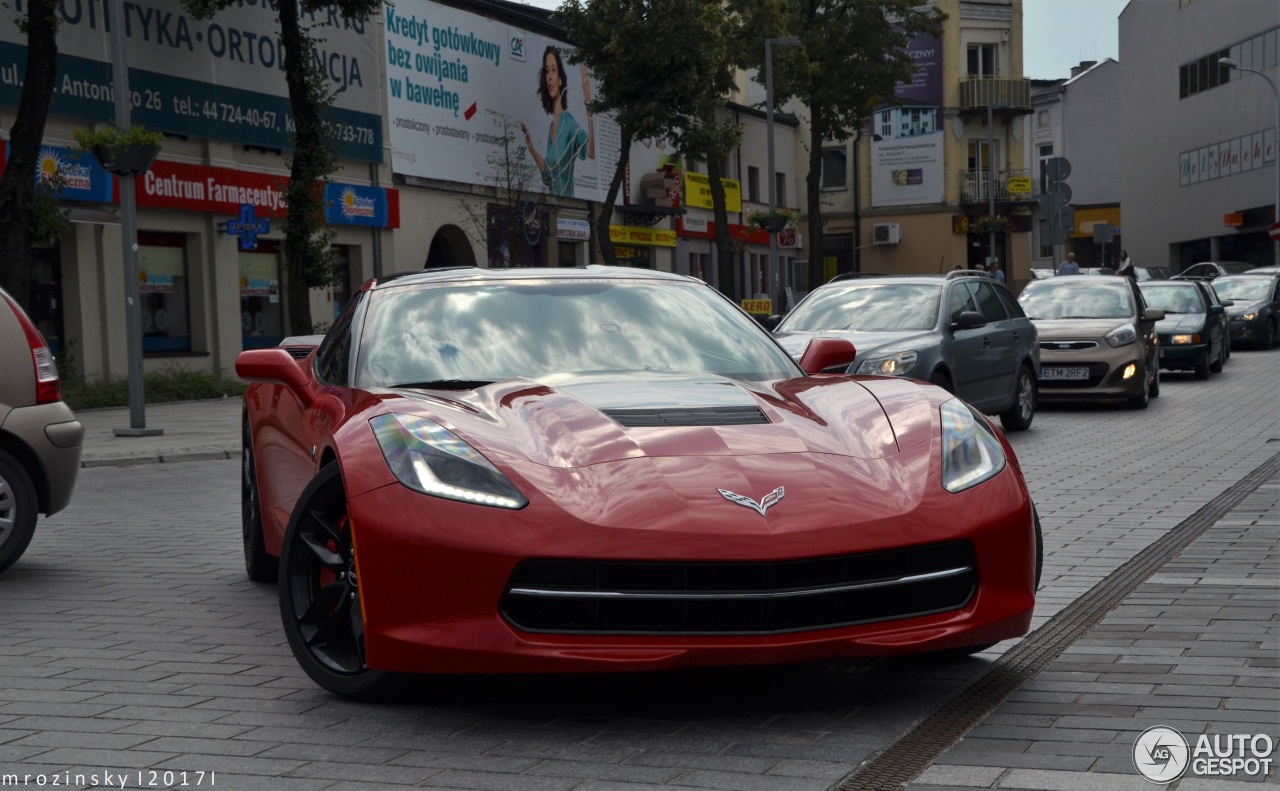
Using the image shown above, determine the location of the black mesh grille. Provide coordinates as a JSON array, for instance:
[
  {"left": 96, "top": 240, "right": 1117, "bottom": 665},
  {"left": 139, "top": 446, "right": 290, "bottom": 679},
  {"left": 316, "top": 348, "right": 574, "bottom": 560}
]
[
  {"left": 603, "top": 406, "right": 769, "bottom": 428},
  {"left": 501, "top": 542, "right": 976, "bottom": 635}
]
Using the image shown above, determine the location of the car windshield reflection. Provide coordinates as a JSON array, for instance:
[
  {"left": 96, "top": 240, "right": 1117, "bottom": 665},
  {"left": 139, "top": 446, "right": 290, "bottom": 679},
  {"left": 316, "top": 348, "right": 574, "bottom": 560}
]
[
  {"left": 1019, "top": 281, "right": 1135, "bottom": 320},
  {"left": 777, "top": 283, "right": 942, "bottom": 332},
  {"left": 1212, "top": 279, "right": 1271, "bottom": 302},
  {"left": 356, "top": 280, "right": 799, "bottom": 387},
  {"left": 1137, "top": 284, "right": 1204, "bottom": 314}
]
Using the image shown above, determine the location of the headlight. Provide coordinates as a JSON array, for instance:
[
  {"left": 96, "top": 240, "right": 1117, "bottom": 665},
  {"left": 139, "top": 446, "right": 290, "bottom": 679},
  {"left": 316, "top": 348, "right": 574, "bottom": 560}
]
[
  {"left": 1243, "top": 312, "right": 1258, "bottom": 321},
  {"left": 940, "top": 400, "right": 1006, "bottom": 493},
  {"left": 1105, "top": 324, "right": 1137, "bottom": 348},
  {"left": 1170, "top": 334, "right": 1199, "bottom": 345},
  {"left": 370, "top": 413, "right": 528, "bottom": 509},
  {"left": 856, "top": 351, "right": 918, "bottom": 376}
]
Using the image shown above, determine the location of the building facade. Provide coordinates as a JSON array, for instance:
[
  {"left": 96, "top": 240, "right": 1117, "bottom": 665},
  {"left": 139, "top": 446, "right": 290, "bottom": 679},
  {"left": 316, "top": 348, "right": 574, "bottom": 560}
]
[{"left": 1119, "top": 0, "right": 1279, "bottom": 271}]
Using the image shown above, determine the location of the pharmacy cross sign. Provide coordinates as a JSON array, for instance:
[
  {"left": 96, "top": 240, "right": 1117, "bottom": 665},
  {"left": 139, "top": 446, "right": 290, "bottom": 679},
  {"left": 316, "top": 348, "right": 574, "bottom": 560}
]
[{"left": 226, "top": 204, "right": 271, "bottom": 251}]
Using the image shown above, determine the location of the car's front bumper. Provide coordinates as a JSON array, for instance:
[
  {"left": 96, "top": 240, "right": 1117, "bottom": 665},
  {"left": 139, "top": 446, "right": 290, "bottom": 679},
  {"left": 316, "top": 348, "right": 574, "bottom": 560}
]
[
  {"left": 1229, "top": 316, "right": 1266, "bottom": 343},
  {"left": 0, "top": 401, "right": 82, "bottom": 515},
  {"left": 346, "top": 442, "right": 1036, "bottom": 675},
  {"left": 1035, "top": 347, "right": 1149, "bottom": 400},
  {"left": 1156, "top": 340, "right": 1207, "bottom": 369}
]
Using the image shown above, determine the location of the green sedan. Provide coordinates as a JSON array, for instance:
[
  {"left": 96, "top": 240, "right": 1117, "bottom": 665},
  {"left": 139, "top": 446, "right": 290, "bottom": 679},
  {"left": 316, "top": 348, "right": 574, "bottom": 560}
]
[{"left": 1137, "top": 280, "right": 1230, "bottom": 380}]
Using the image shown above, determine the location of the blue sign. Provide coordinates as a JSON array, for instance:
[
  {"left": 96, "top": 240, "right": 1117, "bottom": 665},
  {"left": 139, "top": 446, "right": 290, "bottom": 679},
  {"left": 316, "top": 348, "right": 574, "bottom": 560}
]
[
  {"left": 4, "top": 144, "right": 114, "bottom": 203},
  {"left": 226, "top": 204, "right": 270, "bottom": 250},
  {"left": 324, "top": 182, "right": 393, "bottom": 227}
]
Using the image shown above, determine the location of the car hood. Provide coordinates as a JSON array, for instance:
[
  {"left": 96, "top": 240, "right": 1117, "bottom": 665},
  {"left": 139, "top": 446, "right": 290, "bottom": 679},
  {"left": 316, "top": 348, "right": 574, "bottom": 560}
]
[
  {"left": 1153, "top": 314, "right": 1205, "bottom": 333},
  {"left": 1227, "top": 301, "right": 1266, "bottom": 317},
  {"left": 385, "top": 371, "right": 937, "bottom": 468},
  {"left": 1031, "top": 318, "right": 1133, "bottom": 340},
  {"left": 773, "top": 329, "right": 934, "bottom": 361}
]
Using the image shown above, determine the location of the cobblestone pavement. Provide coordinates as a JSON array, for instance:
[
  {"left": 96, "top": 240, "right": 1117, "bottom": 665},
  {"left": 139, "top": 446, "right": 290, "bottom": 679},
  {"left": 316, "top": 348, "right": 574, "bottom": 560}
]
[{"left": 1, "top": 347, "right": 1277, "bottom": 790}]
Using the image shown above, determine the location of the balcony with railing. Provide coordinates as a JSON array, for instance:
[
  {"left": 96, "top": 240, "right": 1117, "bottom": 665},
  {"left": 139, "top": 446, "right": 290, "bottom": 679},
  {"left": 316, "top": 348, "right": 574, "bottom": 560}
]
[
  {"left": 960, "top": 168, "right": 1035, "bottom": 204},
  {"left": 960, "top": 77, "right": 1032, "bottom": 114}
]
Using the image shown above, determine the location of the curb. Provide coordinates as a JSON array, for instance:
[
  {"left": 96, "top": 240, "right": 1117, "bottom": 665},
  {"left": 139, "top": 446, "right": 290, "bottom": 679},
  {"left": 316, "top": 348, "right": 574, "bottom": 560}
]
[{"left": 80, "top": 447, "right": 239, "bottom": 468}]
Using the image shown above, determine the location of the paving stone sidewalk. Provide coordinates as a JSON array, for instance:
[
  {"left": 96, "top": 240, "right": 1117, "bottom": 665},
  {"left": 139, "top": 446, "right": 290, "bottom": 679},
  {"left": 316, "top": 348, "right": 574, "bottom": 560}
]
[
  {"left": 75, "top": 399, "right": 242, "bottom": 468},
  {"left": 908, "top": 468, "right": 1280, "bottom": 790}
]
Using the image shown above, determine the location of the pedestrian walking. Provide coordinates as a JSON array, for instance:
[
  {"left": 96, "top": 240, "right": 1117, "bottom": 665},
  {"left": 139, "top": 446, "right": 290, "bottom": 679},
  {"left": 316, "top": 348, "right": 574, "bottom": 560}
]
[
  {"left": 1059, "top": 252, "right": 1079, "bottom": 275},
  {"left": 1117, "top": 250, "right": 1135, "bottom": 278},
  {"left": 989, "top": 261, "right": 1005, "bottom": 283}
]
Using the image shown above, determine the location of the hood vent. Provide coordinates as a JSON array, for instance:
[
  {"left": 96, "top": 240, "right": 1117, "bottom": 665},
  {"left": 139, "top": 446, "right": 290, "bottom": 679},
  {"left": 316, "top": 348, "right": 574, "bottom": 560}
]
[
  {"left": 282, "top": 346, "right": 316, "bottom": 360},
  {"left": 603, "top": 405, "right": 769, "bottom": 428}
]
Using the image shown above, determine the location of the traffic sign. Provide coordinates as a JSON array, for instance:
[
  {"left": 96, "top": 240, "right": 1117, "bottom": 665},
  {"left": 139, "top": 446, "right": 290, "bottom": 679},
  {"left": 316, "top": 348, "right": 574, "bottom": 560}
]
[{"left": 1269, "top": 221, "right": 1280, "bottom": 241}]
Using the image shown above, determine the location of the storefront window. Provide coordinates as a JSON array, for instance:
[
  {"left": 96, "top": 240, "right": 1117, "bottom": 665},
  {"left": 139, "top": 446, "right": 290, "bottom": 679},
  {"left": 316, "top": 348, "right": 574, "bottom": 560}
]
[
  {"left": 240, "top": 241, "right": 283, "bottom": 349},
  {"left": 138, "top": 232, "right": 191, "bottom": 353}
]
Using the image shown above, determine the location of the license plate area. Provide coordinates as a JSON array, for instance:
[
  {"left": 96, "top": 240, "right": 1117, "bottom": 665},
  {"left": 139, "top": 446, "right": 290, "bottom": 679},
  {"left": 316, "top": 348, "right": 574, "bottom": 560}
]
[{"left": 1039, "top": 366, "right": 1090, "bottom": 381}]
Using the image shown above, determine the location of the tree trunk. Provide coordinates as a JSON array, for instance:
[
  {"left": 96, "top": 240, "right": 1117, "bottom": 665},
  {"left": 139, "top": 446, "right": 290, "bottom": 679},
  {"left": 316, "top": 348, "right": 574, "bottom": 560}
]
[
  {"left": 806, "top": 117, "right": 826, "bottom": 286},
  {"left": 707, "top": 158, "right": 735, "bottom": 298},
  {"left": 593, "top": 127, "right": 631, "bottom": 266},
  {"left": 279, "top": 0, "right": 319, "bottom": 335},
  {"left": 0, "top": 0, "right": 59, "bottom": 312}
]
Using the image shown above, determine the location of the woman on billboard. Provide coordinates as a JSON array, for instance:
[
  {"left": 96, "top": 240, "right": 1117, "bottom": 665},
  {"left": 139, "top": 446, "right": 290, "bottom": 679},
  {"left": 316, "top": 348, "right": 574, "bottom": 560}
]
[{"left": 521, "top": 46, "right": 594, "bottom": 197}]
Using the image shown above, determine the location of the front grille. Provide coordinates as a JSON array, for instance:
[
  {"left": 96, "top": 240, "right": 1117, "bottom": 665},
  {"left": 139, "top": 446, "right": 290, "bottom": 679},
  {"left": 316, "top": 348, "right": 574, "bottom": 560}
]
[
  {"left": 1039, "top": 340, "right": 1099, "bottom": 351},
  {"left": 603, "top": 406, "right": 769, "bottom": 428},
  {"left": 500, "top": 542, "right": 976, "bottom": 635}
]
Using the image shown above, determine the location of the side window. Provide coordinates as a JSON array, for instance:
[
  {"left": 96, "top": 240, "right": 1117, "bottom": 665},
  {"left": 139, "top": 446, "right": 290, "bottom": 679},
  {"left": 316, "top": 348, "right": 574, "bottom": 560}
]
[
  {"left": 969, "top": 282, "right": 1009, "bottom": 323},
  {"left": 947, "top": 283, "right": 978, "bottom": 323},
  {"left": 992, "top": 283, "right": 1026, "bottom": 319},
  {"left": 314, "top": 293, "right": 361, "bottom": 386}
]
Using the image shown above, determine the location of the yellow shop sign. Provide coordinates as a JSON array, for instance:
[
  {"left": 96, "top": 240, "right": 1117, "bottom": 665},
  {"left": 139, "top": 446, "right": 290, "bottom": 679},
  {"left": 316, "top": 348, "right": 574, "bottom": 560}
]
[
  {"left": 609, "top": 225, "right": 677, "bottom": 247},
  {"left": 684, "top": 172, "right": 743, "bottom": 212}
]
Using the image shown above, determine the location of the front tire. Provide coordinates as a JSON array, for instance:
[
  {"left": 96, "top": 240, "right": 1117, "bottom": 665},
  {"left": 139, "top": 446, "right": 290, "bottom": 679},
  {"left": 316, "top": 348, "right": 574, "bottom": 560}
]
[
  {"left": 1210, "top": 339, "right": 1225, "bottom": 373},
  {"left": 242, "top": 421, "right": 277, "bottom": 582},
  {"left": 1259, "top": 320, "right": 1276, "bottom": 350},
  {"left": 0, "top": 450, "right": 38, "bottom": 574},
  {"left": 1194, "top": 349, "right": 1210, "bottom": 380},
  {"left": 1128, "top": 367, "right": 1151, "bottom": 410},
  {"left": 999, "top": 365, "right": 1036, "bottom": 432},
  {"left": 279, "top": 462, "right": 395, "bottom": 699}
]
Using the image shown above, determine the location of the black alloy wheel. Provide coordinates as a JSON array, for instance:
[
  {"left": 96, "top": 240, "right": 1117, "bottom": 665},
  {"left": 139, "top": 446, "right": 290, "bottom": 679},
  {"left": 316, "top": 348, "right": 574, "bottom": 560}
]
[
  {"left": 242, "top": 421, "right": 277, "bottom": 582},
  {"left": 999, "top": 365, "right": 1036, "bottom": 432},
  {"left": 279, "top": 462, "right": 394, "bottom": 698},
  {"left": 0, "top": 449, "right": 38, "bottom": 574}
]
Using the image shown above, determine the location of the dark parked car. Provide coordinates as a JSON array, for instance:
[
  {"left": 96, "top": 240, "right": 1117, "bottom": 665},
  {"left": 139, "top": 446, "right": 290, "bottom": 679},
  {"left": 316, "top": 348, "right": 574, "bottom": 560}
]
[
  {"left": 772, "top": 272, "right": 1040, "bottom": 431},
  {"left": 1137, "top": 280, "right": 1230, "bottom": 379},
  {"left": 1213, "top": 273, "right": 1280, "bottom": 349},
  {"left": 0, "top": 289, "right": 83, "bottom": 573},
  {"left": 1018, "top": 275, "right": 1163, "bottom": 409},
  {"left": 1172, "top": 261, "right": 1255, "bottom": 281}
]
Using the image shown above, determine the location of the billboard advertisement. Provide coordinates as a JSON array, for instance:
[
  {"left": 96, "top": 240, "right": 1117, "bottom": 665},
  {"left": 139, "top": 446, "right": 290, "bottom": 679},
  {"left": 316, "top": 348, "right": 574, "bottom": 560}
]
[
  {"left": 384, "top": 0, "right": 622, "bottom": 202},
  {"left": 0, "top": 0, "right": 382, "bottom": 161},
  {"left": 870, "top": 31, "right": 945, "bottom": 207}
]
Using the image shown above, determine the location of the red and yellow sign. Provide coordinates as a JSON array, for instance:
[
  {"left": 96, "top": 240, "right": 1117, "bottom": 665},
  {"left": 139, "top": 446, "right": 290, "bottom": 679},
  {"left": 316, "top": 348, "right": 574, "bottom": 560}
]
[
  {"left": 609, "top": 225, "right": 677, "bottom": 247},
  {"left": 741, "top": 298, "right": 773, "bottom": 315}
]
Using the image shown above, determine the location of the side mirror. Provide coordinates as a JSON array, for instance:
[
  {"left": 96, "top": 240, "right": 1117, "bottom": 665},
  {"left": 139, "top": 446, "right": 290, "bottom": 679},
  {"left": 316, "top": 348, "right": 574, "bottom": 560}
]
[
  {"left": 1142, "top": 308, "right": 1165, "bottom": 322},
  {"left": 798, "top": 337, "right": 857, "bottom": 375},
  {"left": 953, "top": 310, "right": 987, "bottom": 330},
  {"left": 1208, "top": 305, "right": 1226, "bottom": 316},
  {"left": 759, "top": 314, "right": 783, "bottom": 331},
  {"left": 1219, "top": 299, "right": 1234, "bottom": 307},
  {"left": 236, "top": 348, "right": 316, "bottom": 404}
]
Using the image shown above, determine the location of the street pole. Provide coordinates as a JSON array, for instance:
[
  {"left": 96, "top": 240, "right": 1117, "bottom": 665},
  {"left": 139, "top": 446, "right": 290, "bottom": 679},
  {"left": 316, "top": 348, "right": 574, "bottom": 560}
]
[
  {"left": 766, "top": 37, "right": 798, "bottom": 308},
  {"left": 987, "top": 102, "right": 996, "bottom": 269},
  {"left": 109, "top": 0, "right": 161, "bottom": 437},
  {"left": 1220, "top": 57, "right": 1280, "bottom": 267}
]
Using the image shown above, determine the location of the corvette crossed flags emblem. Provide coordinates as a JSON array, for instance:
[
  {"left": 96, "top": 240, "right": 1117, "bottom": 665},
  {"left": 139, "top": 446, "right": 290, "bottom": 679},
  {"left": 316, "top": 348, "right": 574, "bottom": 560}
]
[{"left": 718, "top": 486, "right": 785, "bottom": 516}]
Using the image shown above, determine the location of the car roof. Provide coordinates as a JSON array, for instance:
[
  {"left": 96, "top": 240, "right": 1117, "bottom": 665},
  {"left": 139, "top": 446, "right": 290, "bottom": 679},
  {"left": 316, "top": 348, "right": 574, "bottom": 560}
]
[
  {"left": 370, "top": 265, "right": 698, "bottom": 291},
  {"left": 816, "top": 274, "right": 981, "bottom": 288}
]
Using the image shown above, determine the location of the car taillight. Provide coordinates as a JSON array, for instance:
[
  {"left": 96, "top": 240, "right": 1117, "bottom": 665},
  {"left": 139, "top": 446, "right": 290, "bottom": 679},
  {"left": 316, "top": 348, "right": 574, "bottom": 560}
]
[{"left": 1, "top": 291, "right": 61, "bottom": 404}]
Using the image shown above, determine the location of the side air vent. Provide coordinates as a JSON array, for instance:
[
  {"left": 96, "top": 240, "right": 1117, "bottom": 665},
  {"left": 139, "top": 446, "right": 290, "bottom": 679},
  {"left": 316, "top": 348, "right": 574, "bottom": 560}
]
[
  {"left": 282, "top": 346, "right": 315, "bottom": 360},
  {"left": 603, "top": 406, "right": 769, "bottom": 428}
]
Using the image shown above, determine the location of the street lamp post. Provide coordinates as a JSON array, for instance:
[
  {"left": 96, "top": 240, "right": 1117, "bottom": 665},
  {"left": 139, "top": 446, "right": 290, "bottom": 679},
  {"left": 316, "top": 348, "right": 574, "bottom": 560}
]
[
  {"left": 1220, "top": 57, "right": 1280, "bottom": 267},
  {"left": 766, "top": 36, "right": 799, "bottom": 310}
]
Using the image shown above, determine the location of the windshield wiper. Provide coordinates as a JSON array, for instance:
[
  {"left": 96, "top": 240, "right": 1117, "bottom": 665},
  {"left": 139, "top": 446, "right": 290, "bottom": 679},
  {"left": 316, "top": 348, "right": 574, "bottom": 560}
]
[{"left": 390, "top": 379, "right": 495, "bottom": 390}]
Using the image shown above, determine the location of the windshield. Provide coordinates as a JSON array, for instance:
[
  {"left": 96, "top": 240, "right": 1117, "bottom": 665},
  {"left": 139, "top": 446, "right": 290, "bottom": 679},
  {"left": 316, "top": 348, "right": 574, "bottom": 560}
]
[
  {"left": 1135, "top": 267, "right": 1173, "bottom": 281},
  {"left": 1019, "top": 281, "right": 1135, "bottom": 320},
  {"left": 355, "top": 279, "right": 799, "bottom": 387},
  {"left": 777, "top": 283, "right": 942, "bottom": 332},
  {"left": 1137, "top": 284, "right": 1204, "bottom": 314},
  {"left": 1219, "top": 262, "right": 1256, "bottom": 274},
  {"left": 1213, "top": 279, "right": 1271, "bottom": 302}
]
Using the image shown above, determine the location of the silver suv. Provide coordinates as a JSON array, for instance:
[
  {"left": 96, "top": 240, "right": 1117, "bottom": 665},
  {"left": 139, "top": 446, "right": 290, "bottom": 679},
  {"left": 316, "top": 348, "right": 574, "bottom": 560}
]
[
  {"left": 772, "top": 272, "right": 1040, "bottom": 431},
  {"left": 0, "top": 288, "right": 82, "bottom": 572}
]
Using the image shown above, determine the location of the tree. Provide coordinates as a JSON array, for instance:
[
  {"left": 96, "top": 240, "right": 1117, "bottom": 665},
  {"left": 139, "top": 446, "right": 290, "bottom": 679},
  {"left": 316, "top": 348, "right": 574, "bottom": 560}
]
[
  {"left": 459, "top": 111, "right": 543, "bottom": 267},
  {"left": 681, "top": 117, "right": 744, "bottom": 295},
  {"left": 185, "top": 0, "right": 381, "bottom": 335},
  {"left": 734, "top": 0, "right": 944, "bottom": 283},
  {"left": 0, "top": 0, "right": 61, "bottom": 312},
  {"left": 557, "top": 0, "right": 746, "bottom": 266}
]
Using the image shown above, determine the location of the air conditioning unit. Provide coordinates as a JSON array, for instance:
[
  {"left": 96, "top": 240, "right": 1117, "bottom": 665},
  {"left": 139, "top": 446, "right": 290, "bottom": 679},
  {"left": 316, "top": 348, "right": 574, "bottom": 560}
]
[{"left": 873, "top": 223, "right": 901, "bottom": 245}]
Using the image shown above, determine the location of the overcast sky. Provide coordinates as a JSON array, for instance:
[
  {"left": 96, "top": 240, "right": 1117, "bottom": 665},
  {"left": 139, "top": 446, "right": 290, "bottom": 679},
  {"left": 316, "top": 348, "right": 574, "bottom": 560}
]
[{"left": 514, "top": 0, "right": 1130, "bottom": 82}]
